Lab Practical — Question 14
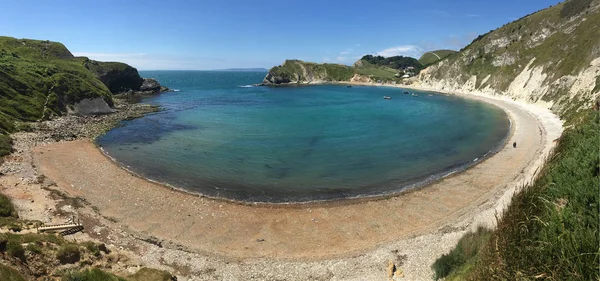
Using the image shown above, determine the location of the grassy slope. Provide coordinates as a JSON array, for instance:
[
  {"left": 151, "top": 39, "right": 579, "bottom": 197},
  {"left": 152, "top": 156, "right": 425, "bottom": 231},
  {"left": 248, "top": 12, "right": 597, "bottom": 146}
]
[
  {"left": 418, "top": 50, "right": 457, "bottom": 66},
  {"left": 0, "top": 36, "right": 115, "bottom": 156},
  {"left": 269, "top": 60, "right": 355, "bottom": 82},
  {"left": 434, "top": 110, "right": 599, "bottom": 280},
  {"left": 428, "top": 1, "right": 599, "bottom": 114},
  {"left": 354, "top": 61, "right": 399, "bottom": 80}
]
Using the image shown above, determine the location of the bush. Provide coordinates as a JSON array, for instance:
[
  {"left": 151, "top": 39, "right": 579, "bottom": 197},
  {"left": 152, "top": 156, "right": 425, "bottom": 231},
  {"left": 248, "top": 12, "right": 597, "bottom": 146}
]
[
  {"left": 432, "top": 227, "right": 492, "bottom": 280},
  {"left": 0, "top": 134, "right": 12, "bottom": 157},
  {"left": 0, "top": 193, "right": 15, "bottom": 217},
  {"left": 128, "top": 267, "right": 174, "bottom": 281},
  {"left": 6, "top": 240, "right": 25, "bottom": 261},
  {"left": 57, "top": 244, "right": 81, "bottom": 264},
  {"left": 62, "top": 268, "right": 127, "bottom": 281},
  {"left": 0, "top": 264, "right": 26, "bottom": 281}
]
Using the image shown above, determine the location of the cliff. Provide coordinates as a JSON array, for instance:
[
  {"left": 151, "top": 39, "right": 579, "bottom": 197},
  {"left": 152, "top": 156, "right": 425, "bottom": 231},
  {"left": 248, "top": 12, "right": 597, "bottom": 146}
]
[
  {"left": 262, "top": 60, "right": 355, "bottom": 85},
  {"left": 416, "top": 0, "right": 600, "bottom": 116},
  {"left": 0, "top": 36, "right": 168, "bottom": 156}
]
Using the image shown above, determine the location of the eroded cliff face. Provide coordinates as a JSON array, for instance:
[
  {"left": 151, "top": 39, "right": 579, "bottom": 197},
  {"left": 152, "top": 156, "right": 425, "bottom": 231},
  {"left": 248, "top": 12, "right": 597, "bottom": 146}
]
[{"left": 417, "top": 0, "right": 600, "bottom": 116}]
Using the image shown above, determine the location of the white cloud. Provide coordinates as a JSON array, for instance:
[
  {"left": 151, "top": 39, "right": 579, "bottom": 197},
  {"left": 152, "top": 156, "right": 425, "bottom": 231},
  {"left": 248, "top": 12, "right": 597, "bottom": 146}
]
[
  {"left": 336, "top": 56, "right": 346, "bottom": 62},
  {"left": 340, "top": 51, "right": 351, "bottom": 55},
  {"left": 376, "top": 45, "right": 423, "bottom": 58}
]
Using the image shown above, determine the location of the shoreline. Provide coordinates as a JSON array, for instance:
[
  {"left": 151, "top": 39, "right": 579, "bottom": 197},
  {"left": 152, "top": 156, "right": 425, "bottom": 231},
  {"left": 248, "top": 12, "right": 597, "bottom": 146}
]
[
  {"left": 2, "top": 85, "right": 564, "bottom": 279},
  {"left": 94, "top": 83, "right": 514, "bottom": 206}
]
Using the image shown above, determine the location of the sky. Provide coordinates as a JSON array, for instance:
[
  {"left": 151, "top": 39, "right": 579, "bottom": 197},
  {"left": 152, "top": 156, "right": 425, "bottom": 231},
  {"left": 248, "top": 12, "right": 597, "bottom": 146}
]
[{"left": 0, "top": 0, "right": 562, "bottom": 70}]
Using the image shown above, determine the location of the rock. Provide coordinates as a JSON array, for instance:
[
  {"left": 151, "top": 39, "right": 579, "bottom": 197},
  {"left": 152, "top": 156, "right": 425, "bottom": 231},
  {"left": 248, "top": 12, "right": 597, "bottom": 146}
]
[
  {"left": 140, "top": 78, "right": 162, "bottom": 93},
  {"left": 84, "top": 59, "right": 144, "bottom": 94},
  {"left": 72, "top": 98, "right": 116, "bottom": 116}
]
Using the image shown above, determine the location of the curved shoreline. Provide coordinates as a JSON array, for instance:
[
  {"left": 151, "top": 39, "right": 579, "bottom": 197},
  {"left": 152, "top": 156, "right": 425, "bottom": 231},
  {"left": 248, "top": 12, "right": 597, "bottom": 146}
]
[
  {"left": 30, "top": 86, "right": 563, "bottom": 279},
  {"left": 94, "top": 86, "right": 513, "bottom": 205}
]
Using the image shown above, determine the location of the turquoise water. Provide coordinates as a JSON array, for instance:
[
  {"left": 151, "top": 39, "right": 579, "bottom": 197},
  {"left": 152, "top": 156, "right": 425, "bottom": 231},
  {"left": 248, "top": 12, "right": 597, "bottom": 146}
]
[{"left": 97, "top": 71, "right": 510, "bottom": 202}]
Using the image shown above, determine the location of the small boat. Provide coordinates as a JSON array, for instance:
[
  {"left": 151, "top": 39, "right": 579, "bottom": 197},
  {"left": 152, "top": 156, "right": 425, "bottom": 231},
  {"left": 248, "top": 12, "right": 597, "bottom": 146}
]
[
  {"left": 383, "top": 96, "right": 392, "bottom": 100},
  {"left": 403, "top": 91, "right": 409, "bottom": 95},
  {"left": 412, "top": 93, "right": 418, "bottom": 97},
  {"left": 346, "top": 85, "right": 352, "bottom": 88},
  {"left": 428, "top": 94, "right": 433, "bottom": 97}
]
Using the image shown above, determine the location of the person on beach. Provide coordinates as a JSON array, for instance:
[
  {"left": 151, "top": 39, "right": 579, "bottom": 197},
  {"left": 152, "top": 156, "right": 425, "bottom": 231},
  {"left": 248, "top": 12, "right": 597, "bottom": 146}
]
[{"left": 513, "top": 142, "right": 517, "bottom": 148}]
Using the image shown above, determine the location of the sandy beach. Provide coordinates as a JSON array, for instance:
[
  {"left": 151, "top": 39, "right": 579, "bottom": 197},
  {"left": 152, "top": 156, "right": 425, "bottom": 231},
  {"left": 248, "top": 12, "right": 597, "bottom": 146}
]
[{"left": 2, "top": 87, "right": 563, "bottom": 280}]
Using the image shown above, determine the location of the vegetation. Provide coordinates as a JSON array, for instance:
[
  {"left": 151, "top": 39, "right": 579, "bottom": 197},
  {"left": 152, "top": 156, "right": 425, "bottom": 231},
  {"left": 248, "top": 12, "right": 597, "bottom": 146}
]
[
  {"left": 266, "top": 60, "right": 355, "bottom": 83},
  {"left": 560, "top": 0, "right": 593, "bottom": 18},
  {"left": 0, "top": 264, "right": 26, "bottom": 281},
  {"left": 418, "top": 50, "right": 457, "bottom": 66},
  {"left": 435, "top": 110, "right": 599, "bottom": 280},
  {"left": 0, "top": 193, "right": 16, "bottom": 217},
  {"left": 128, "top": 267, "right": 174, "bottom": 281},
  {"left": 432, "top": 227, "right": 492, "bottom": 280},
  {"left": 359, "top": 55, "right": 423, "bottom": 72},
  {"left": 62, "top": 268, "right": 127, "bottom": 281},
  {"left": 0, "top": 133, "right": 12, "bottom": 157},
  {"left": 57, "top": 244, "right": 82, "bottom": 264},
  {"left": 426, "top": 1, "right": 600, "bottom": 114}
]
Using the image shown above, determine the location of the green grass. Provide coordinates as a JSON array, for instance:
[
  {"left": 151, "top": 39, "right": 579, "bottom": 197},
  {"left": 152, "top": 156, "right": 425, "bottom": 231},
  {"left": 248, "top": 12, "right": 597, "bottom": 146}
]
[
  {"left": 438, "top": 110, "right": 599, "bottom": 280},
  {"left": 0, "top": 264, "right": 26, "bottom": 281},
  {"left": 128, "top": 268, "right": 173, "bottom": 281},
  {"left": 426, "top": 1, "right": 599, "bottom": 114},
  {"left": 0, "top": 193, "right": 16, "bottom": 217},
  {"left": 355, "top": 65, "right": 398, "bottom": 80},
  {"left": 62, "top": 268, "right": 128, "bottom": 281},
  {"left": 418, "top": 50, "right": 457, "bottom": 66},
  {"left": 432, "top": 227, "right": 492, "bottom": 280},
  {"left": 268, "top": 60, "right": 355, "bottom": 83}
]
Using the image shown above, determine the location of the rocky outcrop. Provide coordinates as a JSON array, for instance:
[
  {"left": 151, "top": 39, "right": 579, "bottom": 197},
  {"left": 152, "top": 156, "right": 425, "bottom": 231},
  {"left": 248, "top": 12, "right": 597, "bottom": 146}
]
[
  {"left": 261, "top": 60, "right": 355, "bottom": 85},
  {"left": 138, "top": 78, "right": 170, "bottom": 95},
  {"left": 83, "top": 59, "right": 144, "bottom": 94},
  {"left": 71, "top": 97, "right": 115, "bottom": 116},
  {"left": 416, "top": 0, "right": 600, "bottom": 116}
]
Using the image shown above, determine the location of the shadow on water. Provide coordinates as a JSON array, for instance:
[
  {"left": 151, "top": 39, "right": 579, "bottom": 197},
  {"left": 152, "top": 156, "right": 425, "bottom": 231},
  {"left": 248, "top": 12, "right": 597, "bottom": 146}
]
[{"left": 98, "top": 112, "right": 198, "bottom": 145}]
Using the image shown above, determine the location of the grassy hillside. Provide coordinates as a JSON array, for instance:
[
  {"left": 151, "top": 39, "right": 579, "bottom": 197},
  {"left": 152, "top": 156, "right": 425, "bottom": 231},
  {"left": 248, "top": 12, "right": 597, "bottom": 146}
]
[
  {"left": 421, "top": 0, "right": 600, "bottom": 115},
  {"left": 0, "top": 192, "right": 173, "bottom": 280},
  {"left": 263, "top": 60, "right": 354, "bottom": 84},
  {"left": 353, "top": 60, "right": 399, "bottom": 80},
  {"left": 418, "top": 49, "right": 457, "bottom": 66},
  {"left": 434, "top": 109, "right": 599, "bottom": 280},
  {"left": 0, "top": 36, "right": 117, "bottom": 155}
]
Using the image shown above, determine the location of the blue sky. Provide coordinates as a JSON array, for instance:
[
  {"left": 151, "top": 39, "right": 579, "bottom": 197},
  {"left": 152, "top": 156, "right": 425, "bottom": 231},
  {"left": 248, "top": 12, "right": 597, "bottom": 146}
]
[{"left": 1, "top": 0, "right": 561, "bottom": 70}]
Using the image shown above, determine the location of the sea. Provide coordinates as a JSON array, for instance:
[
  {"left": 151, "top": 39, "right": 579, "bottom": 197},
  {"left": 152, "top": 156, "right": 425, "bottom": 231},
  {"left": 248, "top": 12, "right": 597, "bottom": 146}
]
[{"left": 96, "top": 71, "right": 510, "bottom": 203}]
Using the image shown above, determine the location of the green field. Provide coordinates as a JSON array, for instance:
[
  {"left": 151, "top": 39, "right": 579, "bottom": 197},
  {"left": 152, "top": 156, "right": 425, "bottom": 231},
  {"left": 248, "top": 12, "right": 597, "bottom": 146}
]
[{"left": 418, "top": 50, "right": 457, "bottom": 66}]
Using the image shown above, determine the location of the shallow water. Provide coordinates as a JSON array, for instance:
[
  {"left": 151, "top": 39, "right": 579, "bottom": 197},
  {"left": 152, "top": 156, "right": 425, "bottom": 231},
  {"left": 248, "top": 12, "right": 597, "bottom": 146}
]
[{"left": 97, "top": 71, "right": 510, "bottom": 202}]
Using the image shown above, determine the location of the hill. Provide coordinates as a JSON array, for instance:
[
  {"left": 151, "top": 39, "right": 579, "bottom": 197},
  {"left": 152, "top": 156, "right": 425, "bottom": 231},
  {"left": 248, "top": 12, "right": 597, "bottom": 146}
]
[
  {"left": 261, "top": 55, "right": 426, "bottom": 85},
  {"left": 417, "top": 0, "right": 600, "bottom": 116},
  {"left": 426, "top": 1, "right": 600, "bottom": 279},
  {"left": 0, "top": 36, "right": 167, "bottom": 157},
  {"left": 418, "top": 49, "right": 457, "bottom": 66}
]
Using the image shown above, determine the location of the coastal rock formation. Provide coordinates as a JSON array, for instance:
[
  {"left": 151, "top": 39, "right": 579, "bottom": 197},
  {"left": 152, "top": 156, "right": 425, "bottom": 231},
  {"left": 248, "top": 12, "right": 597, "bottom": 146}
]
[
  {"left": 72, "top": 97, "right": 115, "bottom": 116},
  {"left": 83, "top": 59, "right": 144, "bottom": 93},
  {"left": 261, "top": 60, "right": 354, "bottom": 85},
  {"left": 139, "top": 78, "right": 170, "bottom": 94},
  {"left": 416, "top": 0, "right": 600, "bottom": 115}
]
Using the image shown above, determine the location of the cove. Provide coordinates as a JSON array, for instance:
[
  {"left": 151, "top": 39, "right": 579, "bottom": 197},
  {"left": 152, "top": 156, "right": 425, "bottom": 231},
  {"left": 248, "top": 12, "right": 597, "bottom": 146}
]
[{"left": 96, "top": 71, "right": 510, "bottom": 203}]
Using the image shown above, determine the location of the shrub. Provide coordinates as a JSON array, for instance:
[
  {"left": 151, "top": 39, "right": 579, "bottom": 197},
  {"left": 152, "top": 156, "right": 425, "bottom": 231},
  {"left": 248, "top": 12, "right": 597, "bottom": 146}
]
[
  {"left": 62, "top": 268, "right": 127, "bottom": 281},
  {"left": 128, "top": 267, "right": 174, "bottom": 281},
  {"left": 57, "top": 244, "right": 81, "bottom": 264},
  {"left": 0, "top": 264, "right": 26, "bottom": 281},
  {"left": 0, "top": 193, "right": 15, "bottom": 217},
  {"left": 6, "top": 240, "right": 25, "bottom": 261},
  {"left": 0, "top": 134, "right": 12, "bottom": 157},
  {"left": 432, "top": 227, "right": 492, "bottom": 280}
]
